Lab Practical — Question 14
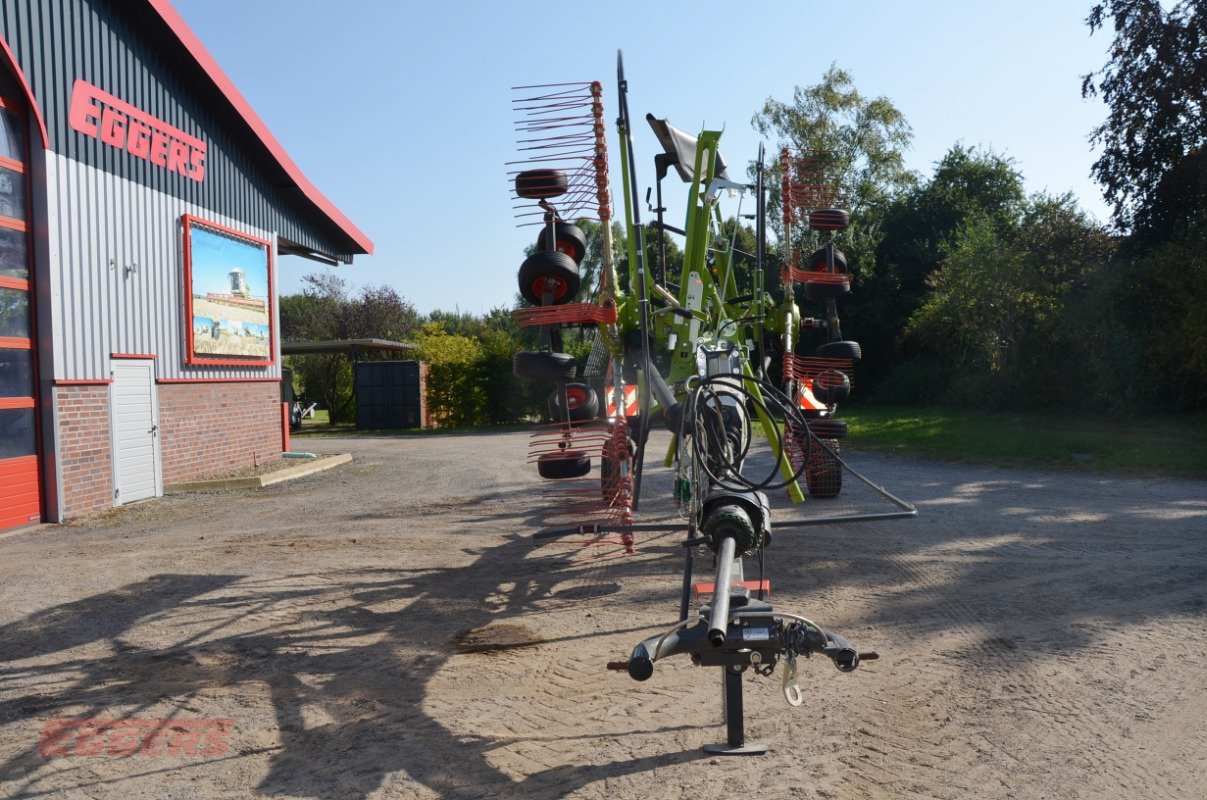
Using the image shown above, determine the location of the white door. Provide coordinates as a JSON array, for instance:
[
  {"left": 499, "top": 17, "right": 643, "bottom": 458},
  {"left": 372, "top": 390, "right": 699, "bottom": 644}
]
[{"left": 111, "top": 360, "right": 162, "bottom": 504}]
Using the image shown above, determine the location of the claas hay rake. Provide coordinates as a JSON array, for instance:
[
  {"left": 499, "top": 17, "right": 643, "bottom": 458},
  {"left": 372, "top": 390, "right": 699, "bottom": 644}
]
[{"left": 506, "top": 53, "right": 915, "bottom": 754}]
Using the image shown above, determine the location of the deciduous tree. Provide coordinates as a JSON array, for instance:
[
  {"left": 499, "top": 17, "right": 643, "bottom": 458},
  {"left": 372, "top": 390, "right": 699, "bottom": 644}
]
[{"left": 1082, "top": 0, "right": 1206, "bottom": 235}]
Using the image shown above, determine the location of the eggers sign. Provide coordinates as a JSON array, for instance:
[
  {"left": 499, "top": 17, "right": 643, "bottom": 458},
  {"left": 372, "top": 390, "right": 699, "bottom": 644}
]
[{"left": 68, "top": 79, "right": 207, "bottom": 182}]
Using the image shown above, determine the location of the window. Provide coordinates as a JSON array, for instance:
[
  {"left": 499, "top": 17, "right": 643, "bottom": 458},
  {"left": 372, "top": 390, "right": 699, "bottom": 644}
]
[
  {"left": 0, "top": 166, "right": 24, "bottom": 222},
  {"left": 0, "top": 348, "right": 32, "bottom": 397},
  {"left": 0, "top": 107, "right": 23, "bottom": 163},
  {"left": 0, "top": 286, "right": 29, "bottom": 339},
  {"left": 0, "top": 228, "right": 27, "bottom": 279},
  {"left": 0, "top": 407, "right": 34, "bottom": 458}
]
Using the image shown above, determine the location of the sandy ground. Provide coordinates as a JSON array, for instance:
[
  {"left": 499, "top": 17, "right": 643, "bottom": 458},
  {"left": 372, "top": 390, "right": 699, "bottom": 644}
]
[{"left": 0, "top": 430, "right": 1204, "bottom": 800}]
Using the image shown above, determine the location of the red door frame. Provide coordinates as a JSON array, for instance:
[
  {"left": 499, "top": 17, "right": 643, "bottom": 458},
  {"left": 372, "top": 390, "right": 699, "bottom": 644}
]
[{"left": 0, "top": 34, "right": 49, "bottom": 530}]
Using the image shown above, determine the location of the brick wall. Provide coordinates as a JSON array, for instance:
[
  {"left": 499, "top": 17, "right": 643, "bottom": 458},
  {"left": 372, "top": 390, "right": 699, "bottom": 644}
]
[
  {"left": 57, "top": 385, "right": 114, "bottom": 517},
  {"left": 158, "top": 381, "right": 282, "bottom": 485}
]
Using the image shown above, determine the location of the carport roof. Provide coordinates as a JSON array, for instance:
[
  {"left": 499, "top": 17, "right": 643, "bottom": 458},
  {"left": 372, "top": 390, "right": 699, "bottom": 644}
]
[{"left": 281, "top": 339, "right": 418, "bottom": 357}]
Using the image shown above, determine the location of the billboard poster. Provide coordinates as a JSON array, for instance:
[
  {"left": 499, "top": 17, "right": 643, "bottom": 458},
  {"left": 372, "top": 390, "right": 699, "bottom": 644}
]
[{"left": 183, "top": 216, "right": 274, "bottom": 364}]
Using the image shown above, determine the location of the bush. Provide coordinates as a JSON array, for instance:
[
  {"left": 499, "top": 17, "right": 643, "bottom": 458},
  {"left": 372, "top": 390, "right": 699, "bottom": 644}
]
[{"left": 413, "top": 323, "right": 486, "bottom": 428}]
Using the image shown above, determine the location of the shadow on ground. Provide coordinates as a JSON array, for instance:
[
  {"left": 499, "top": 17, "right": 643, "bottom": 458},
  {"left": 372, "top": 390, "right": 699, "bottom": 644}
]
[{"left": 1, "top": 439, "right": 1203, "bottom": 799}]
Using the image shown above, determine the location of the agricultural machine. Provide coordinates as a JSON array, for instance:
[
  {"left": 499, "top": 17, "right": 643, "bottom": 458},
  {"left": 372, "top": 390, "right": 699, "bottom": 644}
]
[{"left": 507, "top": 54, "right": 914, "bottom": 754}]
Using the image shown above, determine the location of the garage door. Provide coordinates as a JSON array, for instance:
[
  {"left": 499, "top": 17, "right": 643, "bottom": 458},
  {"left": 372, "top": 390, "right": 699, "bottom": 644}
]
[{"left": 0, "top": 94, "right": 41, "bottom": 531}]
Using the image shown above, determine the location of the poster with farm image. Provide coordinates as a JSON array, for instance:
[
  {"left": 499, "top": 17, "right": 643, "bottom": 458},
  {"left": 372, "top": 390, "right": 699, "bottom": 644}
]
[{"left": 184, "top": 216, "right": 273, "bottom": 363}]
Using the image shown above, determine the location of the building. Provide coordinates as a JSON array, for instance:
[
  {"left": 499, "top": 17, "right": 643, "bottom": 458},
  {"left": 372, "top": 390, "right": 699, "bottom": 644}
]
[{"left": 0, "top": 0, "right": 372, "bottom": 531}]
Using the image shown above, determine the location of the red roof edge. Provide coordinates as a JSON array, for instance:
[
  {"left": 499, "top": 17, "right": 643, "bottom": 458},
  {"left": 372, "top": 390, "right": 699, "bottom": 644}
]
[{"left": 146, "top": 0, "right": 374, "bottom": 257}]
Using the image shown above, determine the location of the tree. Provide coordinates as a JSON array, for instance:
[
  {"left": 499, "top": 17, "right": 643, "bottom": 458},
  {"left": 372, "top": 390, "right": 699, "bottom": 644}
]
[
  {"left": 1081, "top": 1, "right": 1206, "bottom": 411},
  {"left": 1082, "top": 0, "right": 1206, "bottom": 235},
  {"left": 904, "top": 217, "right": 1046, "bottom": 402},
  {"left": 848, "top": 145, "right": 1027, "bottom": 390},
  {"left": 902, "top": 195, "right": 1114, "bottom": 408},
  {"left": 280, "top": 275, "right": 351, "bottom": 421},
  {"left": 879, "top": 145, "right": 1026, "bottom": 298},
  {"left": 280, "top": 274, "right": 421, "bottom": 423},
  {"left": 353, "top": 285, "right": 421, "bottom": 342},
  {"left": 751, "top": 67, "right": 915, "bottom": 388},
  {"left": 752, "top": 64, "right": 916, "bottom": 219}
]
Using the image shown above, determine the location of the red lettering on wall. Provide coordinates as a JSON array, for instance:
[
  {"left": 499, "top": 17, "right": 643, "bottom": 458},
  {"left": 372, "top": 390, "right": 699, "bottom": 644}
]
[
  {"left": 99, "top": 107, "right": 126, "bottom": 148},
  {"left": 167, "top": 139, "right": 188, "bottom": 174},
  {"left": 67, "top": 79, "right": 207, "bottom": 184},
  {"left": 189, "top": 149, "right": 206, "bottom": 182},
  {"left": 127, "top": 121, "right": 151, "bottom": 158},
  {"left": 149, "top": 131, "right": 169, "bottom": 167},
  {"left": 67, "top": 82, "right": 101, "bottom": 137}
]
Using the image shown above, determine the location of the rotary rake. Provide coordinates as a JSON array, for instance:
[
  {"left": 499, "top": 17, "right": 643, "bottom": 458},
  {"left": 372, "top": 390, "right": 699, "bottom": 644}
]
[{"left": 507, "top": 53, "right": 915, "bottom": 754}]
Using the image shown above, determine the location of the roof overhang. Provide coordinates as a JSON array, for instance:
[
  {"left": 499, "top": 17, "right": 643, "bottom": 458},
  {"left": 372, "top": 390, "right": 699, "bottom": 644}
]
[
  {"left": 145, "top": 0, "right": 374, "bottom": 259},
  {"left": 278, "top": 237, "right": 341, "bottom": 267}
]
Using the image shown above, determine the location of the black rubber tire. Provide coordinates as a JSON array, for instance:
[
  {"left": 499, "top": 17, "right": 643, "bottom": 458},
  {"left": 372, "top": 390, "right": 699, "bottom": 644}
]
[
  {"left": 808, "top": 208, "right": 849, "bottom": 231},
  {"left": 547, "top": 383, "right": 600, "bottom": 422},
  {"left": 808, "top": 418, "right": 848, "bottom": 439},
  {"left": 806, "top": 439, "right": 842, "bottom": 498},
  {"left": 515, "top": 168, "right": 568, "bottom": 200},
  {"left": 816, "top": 340, "right": 862, "bottom": 362},
  {"left": 811, "top": 370, "right": 850, "bottom": 404},
  {"left": 518, "top": 251, "right": 580, "bottom": 305},
  {"left": 804, "top": 280, "right": 850, "bottom": 300},
  {"left": 534, "top": 222, "right": 587, "bottom": 265},
  {"left": 537, "top": 451, "right": 592, "bottom": 479},
  {"left": 513, "top": 351, "right": 576, "bottom": 381},
  {"left": 600, "top": 436, "right": 631, "bottom": 503},
  {"left": 806, "top": 247, "right": 847, "bottom": 272}
]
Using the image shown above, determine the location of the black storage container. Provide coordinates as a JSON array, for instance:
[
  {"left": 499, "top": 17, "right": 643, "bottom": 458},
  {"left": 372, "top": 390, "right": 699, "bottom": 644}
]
[{"left": 354, "top": 360, "right": 423, "bottom": 430}]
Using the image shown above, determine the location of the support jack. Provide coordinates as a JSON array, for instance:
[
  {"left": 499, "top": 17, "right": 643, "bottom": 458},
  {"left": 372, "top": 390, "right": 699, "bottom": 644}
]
[{"left": 703, "top": 665, "right": 768, "bottom": 756}]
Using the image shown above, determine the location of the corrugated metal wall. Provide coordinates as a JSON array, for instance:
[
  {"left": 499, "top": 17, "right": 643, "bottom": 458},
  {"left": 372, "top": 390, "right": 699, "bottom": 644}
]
[
  {"left": 0, "top": 0, "right": 356, "bottom": 262},
  {"left": 46, "top": 151, "right": 280, "bottom": 381}
]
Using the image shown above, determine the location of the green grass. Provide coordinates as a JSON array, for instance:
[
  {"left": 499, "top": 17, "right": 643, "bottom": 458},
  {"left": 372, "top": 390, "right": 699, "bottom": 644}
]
[{"left": 842, "top": 405, "right": 1207, "bottom": 478}]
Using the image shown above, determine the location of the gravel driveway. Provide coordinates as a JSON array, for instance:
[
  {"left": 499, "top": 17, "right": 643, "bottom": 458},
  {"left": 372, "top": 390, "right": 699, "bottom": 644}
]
[{"left": 0, "top": 430, "right": 1203, "bottom": 799}]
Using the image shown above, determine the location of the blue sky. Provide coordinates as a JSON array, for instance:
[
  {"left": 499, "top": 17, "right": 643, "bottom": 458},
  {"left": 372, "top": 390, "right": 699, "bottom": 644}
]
[{"left": 173, "top": 0, "right": 1114, "bottom": 316}]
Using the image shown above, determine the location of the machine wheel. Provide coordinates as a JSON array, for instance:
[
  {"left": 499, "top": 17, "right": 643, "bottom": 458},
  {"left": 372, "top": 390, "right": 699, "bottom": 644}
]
[
  {"left": 805, "top": 439, "right": 842, "bottom": 498},
  {"left": 806, "top": 247, "right": 847, "bottom": 272},
  {"left": 547, "top": 383, "right": 600, "bottom": 422},
  {"left": 537, "top": 451, "right": 592, "bottom": 479},
  {"left": 515, "top": 168, "right": 568, "bottom": 199},
  {"left": 518, "top": 251, "right": 580, "bottom": 305},
  {"left": 816, "top": 340, "right": 862, "bottom": 361},
  {"left": 513, "top": 351, "right": 576, "bottom": 381},
  {"left": 808, "top": 208, "right": 849, "bottom": 231},
  {"left": 803, "top": 280, "right": 850, "bottom": 300},
  {"left": 600, "top": 437, "right": 630, "bottom": 504},
  {"left": 534, "top": 221, "right": 588, "bottom": 265},
  {"left": 811, "top": 371, "right": 850, "bottom": 404},
  {"left": 808, "top": 418, "right": 848, "bottom": 439}
]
